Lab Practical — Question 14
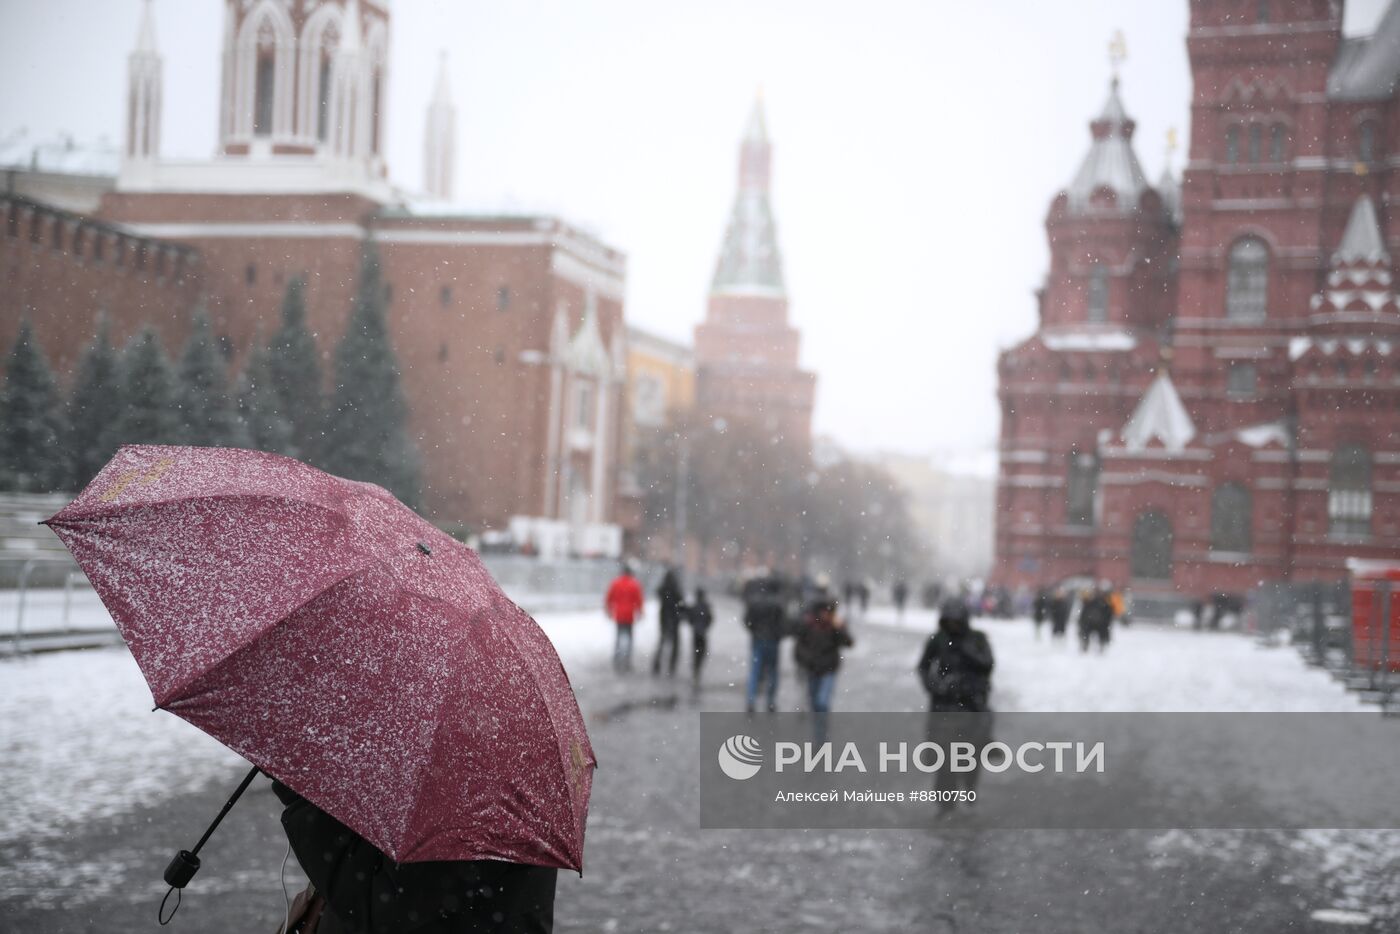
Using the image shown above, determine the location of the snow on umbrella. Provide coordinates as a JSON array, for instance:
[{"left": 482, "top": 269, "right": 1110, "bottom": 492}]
[{"left": 44, "top": 445, "right": 596, "bottom": 872}]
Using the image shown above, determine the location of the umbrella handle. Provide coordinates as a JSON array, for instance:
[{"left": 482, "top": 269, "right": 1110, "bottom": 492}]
[{"left": 158, "top": 764, "right": 261, "bottom": 925}]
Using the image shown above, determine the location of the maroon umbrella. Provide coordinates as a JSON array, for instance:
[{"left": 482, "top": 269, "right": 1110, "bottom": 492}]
[{"left": 45, "top": 445, "right": 595, "bottom": 872}]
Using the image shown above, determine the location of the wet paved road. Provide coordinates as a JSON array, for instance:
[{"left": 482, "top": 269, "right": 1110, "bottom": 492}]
[{"left": 0, "top": 602, "right": 1381, "bottom": 932}]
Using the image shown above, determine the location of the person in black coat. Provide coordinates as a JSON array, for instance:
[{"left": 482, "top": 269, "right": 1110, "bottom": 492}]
[
  {"left": 687, "top": 587, "right": 714, "bottom": 682},
  {"left": 917, "top": 602, "right": 995, "bottom": 811},
  {"left": 743, "top": 574, "right": 788, "bottom": 713},
  {"left": 653, "top": 567, "right": 685, "bottom": 677},
  {"left": 272, "top": 781, "right": 556, "bottom": 934},
  {"left": 1078, "top": 587, "right": 1113, "bottom": 653},
  {"left": 1048, "top": 588, "right": 1071, "bottom": 639}
]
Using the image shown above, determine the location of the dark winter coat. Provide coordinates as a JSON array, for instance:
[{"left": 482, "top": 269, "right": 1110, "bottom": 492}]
[
  {"left": 917, "top": 629, "right": 994, "bottom": 712},
  {"left": 657, "top": 572, "right": 685, "bottom": 628},
  {"left": 1048, "top": 596, "right": 1071, "bottom": 631},
  {"left": 1078, "top": 593, "right": 1113, "bottom": 633},
  {"left": 743, "top": 594, "right": 787, "bottom": 642},
  {"left": 273, "top": 782, "right": 556, "bottom": 934},
  {"left": 687, "top": 599, "right": 714, "bottom": 634},
  {"left": 794, "top": 621, "right": 854, "bottom": 676}
]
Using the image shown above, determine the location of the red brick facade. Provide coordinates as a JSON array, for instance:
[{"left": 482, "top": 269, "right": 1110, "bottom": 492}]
[
  {"left": 995, "top": 0, "right": 1400, "bottom": 610},
  {"left": 0, "top": 0, "right": 628, "bottom": 539}
]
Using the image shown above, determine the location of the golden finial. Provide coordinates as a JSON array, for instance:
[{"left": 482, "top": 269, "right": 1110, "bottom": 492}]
[
  {"left": 1109, "top": 30, "right": 1128, "bottom": 80},
  {"left": 1165, "top": 127, "right": 1179, "bottom": 172}
]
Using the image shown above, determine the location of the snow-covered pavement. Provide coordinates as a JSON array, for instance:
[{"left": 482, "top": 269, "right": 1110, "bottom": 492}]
[
  {"left": 861, "top": 607, "right": 1369, "bottom": 712},
  {"left": 3, "top": 603, "right": 1395, "bottom": 931}
]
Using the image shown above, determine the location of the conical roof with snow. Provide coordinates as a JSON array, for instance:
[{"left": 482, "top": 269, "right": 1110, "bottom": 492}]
[
  {"left": 1309, "top": 195, "right": 1398, "bottom": 317},
  {"left": 712, "top": 98, "right": 784, "bottom": 295},
  {"left": 1121, "top": 371, "right": 1197, "bottom": 452},
  {"left": 1064, "top": 80, "right": 1154, "bottom": 216}
]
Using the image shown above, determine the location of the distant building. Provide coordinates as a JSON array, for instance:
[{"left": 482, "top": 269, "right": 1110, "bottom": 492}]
[
  {"left": 0, "top": 132, "right": 120, "bottom": 214},
  {"left": 882, "top": 453, "right": 995, "bottom": 582},
  {"left": 1, "top": 0, "right": 628, "bottom": 552},
  {"left": 626, "top": 325, "right": 696, "bottom": 430},
  {"left": 694, "top": 98, "right": 816, "bottom": 448},
  {"left": 995, "top": 0, "right": 1400, "bottom": 613}
]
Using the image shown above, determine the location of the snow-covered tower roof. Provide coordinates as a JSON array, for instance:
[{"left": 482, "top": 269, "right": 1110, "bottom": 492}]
[
  {"left": 711, "top": 95, "right": 785, "bottom": 295},
  {"left": 1063, "top": 79, "right": 1154, "bottom": 216},
  {"left": 1121, "top": 371, "right": 1197, "bottom": 452},
  {"left": 1308, "top": 195, "right": 1398, "bottom": 317}
]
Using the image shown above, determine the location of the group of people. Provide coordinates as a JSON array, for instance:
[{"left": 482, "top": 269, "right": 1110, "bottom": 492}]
[
  {"left": 1031, "top": 582, "right": 1125, "bottom": 652},
  {"left": 604, "top": 565, "right": 713, "bottom": 680}
]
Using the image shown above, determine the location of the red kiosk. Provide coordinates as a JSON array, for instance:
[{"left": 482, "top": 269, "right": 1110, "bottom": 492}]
[{"left": 1348, "top": 560, "right": 1400, "bottom": 674}]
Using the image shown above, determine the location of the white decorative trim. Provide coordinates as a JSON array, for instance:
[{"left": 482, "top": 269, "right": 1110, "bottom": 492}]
[
  {"left": 1100, "top": 471, "right": 1209, "bottom": 487},
  {"left": 126, "top": 221, "right": 366, "bottom": 239}
]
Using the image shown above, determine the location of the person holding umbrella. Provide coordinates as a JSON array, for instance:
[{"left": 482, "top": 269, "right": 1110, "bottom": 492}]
[{"left": 44, "top": 446, "right": 596, "bottom": 932}]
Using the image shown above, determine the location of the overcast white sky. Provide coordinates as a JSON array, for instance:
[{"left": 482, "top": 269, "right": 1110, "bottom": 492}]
[{"left": 0, "top": 1, "right": 1391, "bottom": 470}]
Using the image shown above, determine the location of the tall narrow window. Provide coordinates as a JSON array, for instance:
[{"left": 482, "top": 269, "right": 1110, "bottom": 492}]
[
  {"left": 1359, "top": 122, "right": 1377, "bottom": 163},
  {"left": 1225, "top": 126, "right": 1240, "bottom": 165},
  {"left": 1131, "top": 512, "right": 1173, "bottom": 580},
  {"left": 497, "top": 285, "right": 511, "bottom": 311},
  {"left": 1086, "top": 264, "right": 1108, "bottom": 323},
  {"left": 1211, "top": 483, "right": 1252, "bottom": 553},
  {"left": 1270, "top": 124, "right": 1286, "bottom": 163},
  {"left": 1329, "top": 444, "right": 1372, "bottom": 536},
  {"left": 317, "top": 56, "right": 332, "bottom": 142},
  {"left": 254, "top": 52, "right": 275, "bottom": 137},
  {"left": 1258, "top": 0, "right": 1271, "bottom": 23},
  {"left": 1248, "top": 124, "right": 1263, "bottom": 163},
  {"left": 1066, "top": 451, "right": 1100, "bottom": 527},
  {"left": 371, "top": 70, "right": 383, "bottom": 156},
  {"left": 1226, "top": 237, "right": 1269, "bottom": 320}
]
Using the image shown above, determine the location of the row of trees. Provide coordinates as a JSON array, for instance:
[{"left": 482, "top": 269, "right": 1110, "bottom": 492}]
[
  {"left": 0, "top": 243, "right": 421, "bottom": 505},
  {"left": 633, "top": 410, "right": 924, "bottom": 582}
]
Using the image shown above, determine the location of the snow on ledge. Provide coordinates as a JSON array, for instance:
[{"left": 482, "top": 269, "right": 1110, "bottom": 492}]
[{"left": 1042, "top": 328, "right": 1138, "bottom": 352}]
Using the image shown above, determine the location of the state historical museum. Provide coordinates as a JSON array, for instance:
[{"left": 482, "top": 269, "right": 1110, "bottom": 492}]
[{"left": 995, "top": 0, "right": 1400, "bottom": 612}]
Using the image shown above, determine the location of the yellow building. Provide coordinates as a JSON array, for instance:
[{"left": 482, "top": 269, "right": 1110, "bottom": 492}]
[{"left": 626, "top": 325, "right": 696, "bottom": 428}]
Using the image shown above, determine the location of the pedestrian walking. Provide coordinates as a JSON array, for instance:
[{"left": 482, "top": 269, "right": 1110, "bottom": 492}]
[
  {"left": 1048, "top": 587, "right": 1071, "bottom": 639},
  {"left": 917, "top": 601, "right": 995, "bottom": 813},
  {"left": 743, "top": 574, "right": 788, "bottom": 713},
  {"left": 688, "top": 587, "right": 714, "bottom": 683},
  {"left": 653, "top": 567, "right": 685, "bottom": 677},
  {"left": 605, "top": 563, "right": 644, "bottom": 673},
  {"left": 1078, "top": 586, "right": 1114, "bottom": 653},
  {"left": 893, "top": 579, "right": 909, "bottom": 620},
  {"left": 1032, "top": 587, "right": 1050, "bottom": 639},
  {"left": 794, "top": 596, "right": 853, "bottom": 740}
]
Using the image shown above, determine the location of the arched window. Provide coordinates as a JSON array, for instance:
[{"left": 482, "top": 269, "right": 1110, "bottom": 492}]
[
  {"left": 254, "top": 49, "right": 276, "bottom": 136},
  {"left": 1087, "top": 264, "right": 1108, "bottom": 323},
  {"left": 1330, "top": 444, "right": 1372, "bottom": 536},
  {"left": 1225, "top": 126, "right": 1240, "bottom": 165},
  {"left": 1226, "top": 237, "right": 1268, "bottom": 320},
  {"left": 1248, "top": 124, "right": 1263, "bottom": 163},
  {"left": 1066, "top": 451, "right": 1099, "bottom": 527},
  {"left": 1270, "top": 124, "right": 1286, "bottom": 162},
  {"left": 1211, "top": 483, "right": 1252, "bottom": 552},
  {"left": 317, "top": 55, "right": 332, "bottom": 142},
  {"left": 1131, "top": 511, "right": 1173, "bottom": 580}
]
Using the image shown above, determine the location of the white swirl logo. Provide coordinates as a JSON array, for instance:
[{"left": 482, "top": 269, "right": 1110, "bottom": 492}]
[{"left": 717, "top": 734, "right": 764, "bottom": 780}]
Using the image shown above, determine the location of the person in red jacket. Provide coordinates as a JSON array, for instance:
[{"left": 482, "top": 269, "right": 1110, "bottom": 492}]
[{"left": 605, "top": 563, "right": 644, "bottom": 673}]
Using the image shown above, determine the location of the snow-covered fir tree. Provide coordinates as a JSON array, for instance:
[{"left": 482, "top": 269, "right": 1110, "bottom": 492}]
[
  {"left": 235, "top": 341, "right": 296, "bottom": 456},
  {"left": 117, "top": 326, "right": 182, "bottom": 446},
  {"left": 0, "top": 321, "right": 70, "bottom": 492},
  {"left": 267, "top": 277, "right": 325, "bottom": 461},
  {"left": 324, "top": 241, "right": 422, "bottom": 507},
  {"left": 177, "top": 308, "right": 246, "bottom": 448},
  {"left": 68, "top": 316, "right": 126, "bottom": 487}
]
